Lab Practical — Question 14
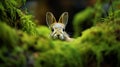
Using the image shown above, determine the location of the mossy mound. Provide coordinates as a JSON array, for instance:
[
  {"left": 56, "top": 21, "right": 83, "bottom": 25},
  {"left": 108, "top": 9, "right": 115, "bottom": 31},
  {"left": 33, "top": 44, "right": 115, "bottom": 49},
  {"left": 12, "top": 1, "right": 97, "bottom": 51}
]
[
  {"left": 34, "top": 22, "right": 120, "bottom": 67},
  {"left": 0, "top": 20, "right": 120, "bottom": 67}
]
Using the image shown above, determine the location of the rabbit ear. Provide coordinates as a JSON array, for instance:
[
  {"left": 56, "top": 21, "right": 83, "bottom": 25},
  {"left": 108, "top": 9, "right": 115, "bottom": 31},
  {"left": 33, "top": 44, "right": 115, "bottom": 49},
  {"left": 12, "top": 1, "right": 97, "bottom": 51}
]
[
  {"left": 46, "top": 12, "right": 56, "bottom": 27},
  {"left": 58, "top": 12, "right": 68, "bottom": 25}
]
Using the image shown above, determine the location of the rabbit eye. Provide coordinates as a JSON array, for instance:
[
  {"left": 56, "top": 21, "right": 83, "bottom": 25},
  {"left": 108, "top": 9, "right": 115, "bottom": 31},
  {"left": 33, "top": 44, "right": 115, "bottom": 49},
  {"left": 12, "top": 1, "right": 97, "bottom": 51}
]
[
  {"left": 63, "top": 29, "right": 65, "bottom": 31},
  {"left": 51, "top": 29, "right": 54, "bottom": 32}
]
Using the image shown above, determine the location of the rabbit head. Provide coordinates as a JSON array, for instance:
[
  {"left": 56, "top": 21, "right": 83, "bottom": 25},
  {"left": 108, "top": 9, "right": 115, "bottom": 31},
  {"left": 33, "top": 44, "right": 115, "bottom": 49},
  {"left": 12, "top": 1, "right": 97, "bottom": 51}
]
[{"left": 46, "top": 12, "right": 69, "bottom": 40}]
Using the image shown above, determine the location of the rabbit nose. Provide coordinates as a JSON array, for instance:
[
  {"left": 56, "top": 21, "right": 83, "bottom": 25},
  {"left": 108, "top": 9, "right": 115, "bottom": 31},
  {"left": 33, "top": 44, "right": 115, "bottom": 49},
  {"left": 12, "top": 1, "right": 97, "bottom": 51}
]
[{"left": 57, "top": 35, "right": 60, "bottom": 37}]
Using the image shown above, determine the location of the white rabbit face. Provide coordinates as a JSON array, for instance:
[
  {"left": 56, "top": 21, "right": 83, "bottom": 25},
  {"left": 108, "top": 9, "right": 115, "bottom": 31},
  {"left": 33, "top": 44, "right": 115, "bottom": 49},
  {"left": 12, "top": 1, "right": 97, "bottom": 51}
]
[
  {"left": 46, "top": 12, "right": 68, "bottom": 40},
  {"left": 51, "top": 23, "right": 65, "bottom": 40}
]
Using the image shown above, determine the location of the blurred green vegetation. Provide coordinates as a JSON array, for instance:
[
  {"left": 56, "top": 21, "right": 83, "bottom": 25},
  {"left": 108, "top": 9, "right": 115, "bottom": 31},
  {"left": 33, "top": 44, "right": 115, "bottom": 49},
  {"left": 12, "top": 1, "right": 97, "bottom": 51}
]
[
  {"left": 73, "top": 0, "right": 120, "bottom": 37},
  {"left": 0, "top": 0, "right": 120, "bottom": 67}
]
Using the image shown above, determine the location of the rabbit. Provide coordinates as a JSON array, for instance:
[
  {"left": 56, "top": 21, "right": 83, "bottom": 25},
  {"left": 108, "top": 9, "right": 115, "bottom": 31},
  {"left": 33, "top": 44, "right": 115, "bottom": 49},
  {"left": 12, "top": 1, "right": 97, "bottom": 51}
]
[{"left": 46, "top": 12, "right": 73, "bottom": 41}]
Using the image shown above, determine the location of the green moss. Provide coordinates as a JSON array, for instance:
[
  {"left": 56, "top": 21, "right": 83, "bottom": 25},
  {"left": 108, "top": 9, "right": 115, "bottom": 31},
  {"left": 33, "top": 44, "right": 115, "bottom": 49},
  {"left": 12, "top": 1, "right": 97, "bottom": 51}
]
[
  {"left": 0, "top": 0, "right": 39, "bottom": 36},
  {"left": 0, "top": 0, "right": 120, "bottom": 67},
  {"left": 0, "top": 19, "right": 120, "bottom": 67},
  {"left": 18, "top": 9, "right": 38, "bottom": 35},
  {"left": 0, "top": 22, "right": 18, "bottom": 48},
  {"left": 0, "top": 0, "right": 26, "bottom": 26},
  {"left": 73, "top": 7, "right": 94, "bottom": 37},
  {"left": 36, "top": 26, "right": 51, "bottom": 38},
  {"left": 34, "top": 21, "right": 120, "bottom": 67},
  {"left": 0, "top": 22, "right": 26, "bottom": 67}
]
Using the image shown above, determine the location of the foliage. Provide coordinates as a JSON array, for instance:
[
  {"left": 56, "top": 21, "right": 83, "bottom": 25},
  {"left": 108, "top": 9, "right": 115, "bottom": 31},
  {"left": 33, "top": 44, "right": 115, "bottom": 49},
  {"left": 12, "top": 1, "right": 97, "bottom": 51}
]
[
  {"left": 0, "top": 0, "right": 39, "bottom": 35},
  {"left": 73, "top": 7, "right": 94, "bottom": 37},
  {"left": 0, "top": 17, "right": 120, "bottom": 67},
  {"left": 34, "top": 21, "right": 120, "bottom": 67},
  {"left": 0, "top": 22, "right": 18, "bottom": 48},
  {"left": 17, "top": 9, "right": 38, "bottom": 35},
  {"left": 0, "top": 0, "right": 120, "bottom": 67},
  {"left": 73, "top": 0, "right": 120, "bottom": 37},
  {"left": 0, "top": 22, "right": 26, "bottom": 67},
  {"left": 0, "top": 0, "right": 26, "bottom": 26}
]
